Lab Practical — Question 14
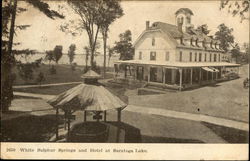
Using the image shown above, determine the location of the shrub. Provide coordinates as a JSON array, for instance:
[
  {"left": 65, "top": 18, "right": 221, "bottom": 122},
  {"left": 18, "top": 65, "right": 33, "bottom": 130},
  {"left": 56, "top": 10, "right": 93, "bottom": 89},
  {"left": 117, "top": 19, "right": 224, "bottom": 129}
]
[{"left": 36, "top": 72, "right": 46, "bottom": 85}]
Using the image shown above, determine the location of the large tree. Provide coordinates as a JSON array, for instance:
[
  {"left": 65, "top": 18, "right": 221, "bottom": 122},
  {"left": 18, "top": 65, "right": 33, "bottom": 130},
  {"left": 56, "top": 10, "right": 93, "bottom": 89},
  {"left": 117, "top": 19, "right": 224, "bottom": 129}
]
[
  {"left": 1, "top": 0, "right": 63, "bottom": 112},
  {"left": 68, "top": 44, "right": 76, "bottom": 65},
  {"left": 64, "top": 0, "right": 104, "bottom": 69},
  {"left": 220, "top": 0, "right": 249, "bottom": 22},
  {"left": 214, "top": 23, "right": 234, "bottom": 52},
  {"left": 53, "top": 45, "right": 63, "bottom": 64},
  {"left": 113, "top": 30, "right": 134, "bottom": 60},
  {"left": 99, "top": 0, "right": 123, "bottom": 78}
]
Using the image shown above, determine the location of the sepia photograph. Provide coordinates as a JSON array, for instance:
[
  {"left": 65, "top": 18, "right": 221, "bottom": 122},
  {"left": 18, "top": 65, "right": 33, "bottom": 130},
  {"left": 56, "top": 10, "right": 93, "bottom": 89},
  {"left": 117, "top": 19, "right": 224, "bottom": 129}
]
[{"left": 1, "top": 0, "right": 249, "bottom": 160}]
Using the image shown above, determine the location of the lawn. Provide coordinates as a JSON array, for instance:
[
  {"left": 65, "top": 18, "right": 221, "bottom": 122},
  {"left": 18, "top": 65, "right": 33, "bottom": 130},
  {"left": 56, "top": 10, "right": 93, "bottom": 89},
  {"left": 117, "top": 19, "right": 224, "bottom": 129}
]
[
  {"left": 12, "top": 64, "right": 114, "bottom": 85},
  {"left": 128, "top": 64, "right": 249, "bottom": 122}
]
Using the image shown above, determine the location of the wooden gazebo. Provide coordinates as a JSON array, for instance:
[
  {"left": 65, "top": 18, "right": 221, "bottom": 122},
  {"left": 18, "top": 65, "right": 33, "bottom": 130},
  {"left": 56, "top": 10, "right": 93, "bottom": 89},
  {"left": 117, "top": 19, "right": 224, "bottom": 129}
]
[{"left": 47, "top": 70, "right": 127, "bottom": 140}]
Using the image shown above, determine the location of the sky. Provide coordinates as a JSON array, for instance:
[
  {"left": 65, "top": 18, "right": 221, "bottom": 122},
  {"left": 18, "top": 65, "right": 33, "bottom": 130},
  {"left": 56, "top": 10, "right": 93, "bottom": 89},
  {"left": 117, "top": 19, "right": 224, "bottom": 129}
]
[{"left": 14, "top": 0, "right": 249, "bottom": 54}]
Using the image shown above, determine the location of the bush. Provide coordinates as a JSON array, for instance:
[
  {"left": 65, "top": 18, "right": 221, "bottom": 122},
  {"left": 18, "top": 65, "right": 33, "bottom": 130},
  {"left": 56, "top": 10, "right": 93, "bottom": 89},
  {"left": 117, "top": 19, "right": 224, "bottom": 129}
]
[
  {"left": 49, "top": 65, "right": 57, "bottom": 75},
  {"left": 71, "top": 63, "right": 77, "bottom": 71},
  {"left": 36, "top": 72, "right": 45, "bottom": 85}
]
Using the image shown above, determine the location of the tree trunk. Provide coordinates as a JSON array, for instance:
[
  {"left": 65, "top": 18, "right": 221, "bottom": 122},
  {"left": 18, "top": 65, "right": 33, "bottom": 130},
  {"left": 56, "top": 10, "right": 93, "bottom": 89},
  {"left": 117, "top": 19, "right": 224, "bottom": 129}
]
[
  {"left": 1, "top": 0, "right": 17, "bottom": 112},
  {"left": 103, "top": 31, "right": 107, "bottom": 78}
]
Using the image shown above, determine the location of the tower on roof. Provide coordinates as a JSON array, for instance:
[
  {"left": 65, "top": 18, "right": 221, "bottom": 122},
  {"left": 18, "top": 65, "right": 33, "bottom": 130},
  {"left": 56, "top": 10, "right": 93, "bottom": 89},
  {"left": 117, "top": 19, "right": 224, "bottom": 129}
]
[{"left": 175, "top": 8, "right": 194, "bottom": 33}]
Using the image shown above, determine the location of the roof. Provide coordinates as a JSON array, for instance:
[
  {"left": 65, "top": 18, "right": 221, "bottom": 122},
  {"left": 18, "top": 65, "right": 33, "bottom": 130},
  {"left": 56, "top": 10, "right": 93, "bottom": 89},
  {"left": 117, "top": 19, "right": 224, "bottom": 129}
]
[
  {"left": 81, "top": 70, "right": 101, "bottom": 79},
  {"left": 140, "top": 21, "right": 224, "bottom": 52},
  {"left": 175, "top": 8, "right": 194, "bottom": 16},
  {"left": 115, "top": 60, "right": 240, "bottom": 68},
  {"left": 47, "top": 84, "right": 127, "bottom": 111}
]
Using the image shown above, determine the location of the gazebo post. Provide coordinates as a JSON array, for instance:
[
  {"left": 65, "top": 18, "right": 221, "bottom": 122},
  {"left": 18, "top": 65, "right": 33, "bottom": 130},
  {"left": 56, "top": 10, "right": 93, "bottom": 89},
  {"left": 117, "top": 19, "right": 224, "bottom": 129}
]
[
  {"left": 84, "top": 111, "right": 87, "bottom": 122},
  {"left": 67, "top": 117, "right": 70, "bottom": 139},
  {"left": 56, "top": 107, "right": 59, "bottom": 140},
  {"left": 104, "top": 111, "right": 107, "bottom": 122},
  {"left": 117, "top": 108, "right": 121, "bottom": 122}
]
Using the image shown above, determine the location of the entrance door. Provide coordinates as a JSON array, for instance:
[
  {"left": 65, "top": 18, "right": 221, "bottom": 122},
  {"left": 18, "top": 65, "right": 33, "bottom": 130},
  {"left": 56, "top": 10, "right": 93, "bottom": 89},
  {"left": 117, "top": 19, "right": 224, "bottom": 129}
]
[
  {"left": 150, "top": 67, "right": 158, "bottom": 82},
  {"left": 137, "top": 66, "right": 144, "bottom": 81}
]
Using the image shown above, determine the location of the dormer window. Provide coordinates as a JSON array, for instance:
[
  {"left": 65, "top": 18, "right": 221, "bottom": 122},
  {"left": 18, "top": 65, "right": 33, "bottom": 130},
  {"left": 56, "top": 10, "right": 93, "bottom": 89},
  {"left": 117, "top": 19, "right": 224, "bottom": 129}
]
[
  {"left": 210, "top": 42, "right": 214, "bottom": 49},
  {"left": 196, "top": 39, "right": 199, "bottom": 47},
  {"left": 152, "top": 37, "right": 155, "bottom": 46}
]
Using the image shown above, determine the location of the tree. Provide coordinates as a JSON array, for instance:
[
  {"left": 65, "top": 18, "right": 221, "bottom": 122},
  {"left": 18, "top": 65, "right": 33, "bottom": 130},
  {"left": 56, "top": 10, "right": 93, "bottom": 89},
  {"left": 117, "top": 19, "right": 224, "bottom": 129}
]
[
  {"left": 45, "top": 50, "right": 55, "bottom": 66},
  {"left": 215, "top": 23, "right": 234, "bottom": 52},
  {"left": 231, "top": 43, "right": 241, "bottom": 63},
  {"left": 84, "top": 46, "right": 90, "bottom": 69},
  {"left": 99, "top": 0, "right": 123, "bottom": 78},
  {"left": 113, "top": 30, "right": 134, "bottom": 60},
  {"left": 63, "top": 0, "right": 103, "bottom": 69},
  {"left": 107, "top": 46, "right": 115, "bottom": 69},
  {"left": 53, "top": 45, "right": 63, "bottom": 64},
  {"left": 196, "top": 24, "right": 210, "bottom": 35},
  {"left": 220, "top": 0, "right": 249, "bottom": 22},
  {"left": 68, "top": 44, "right": 76, "bottom": 65},
  {"left": 36, "top": 72, "right": 45, "bottom": 86},
  {"left": 1, "top": 0, "right": 63, "bottom": 112}
]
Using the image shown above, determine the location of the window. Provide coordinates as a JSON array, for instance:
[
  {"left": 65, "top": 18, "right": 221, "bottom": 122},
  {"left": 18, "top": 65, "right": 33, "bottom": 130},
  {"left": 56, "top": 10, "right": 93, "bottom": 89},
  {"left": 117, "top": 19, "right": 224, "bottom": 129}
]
[
  {"left": 218, "top": 54, "right": 220, "bottom": 62},
  {"left": 179, "top": 51, "right": 182, "bottom": 62},
  {"left": 210, "top": 53, "right": 212, "bottom": 62},
  {"left": 165, "top": 52, "right": 169, "bottom": 61},
  {"left": 204, "top": 53, "right": 207, "bottom": 62},
  {"left": 199, "top": 53, "right": 202, "bottom": 62},
  {"left": 195, "top": 53, "right": 197, "bottom": 62},
  {"left": 152, "top": 37, "right": 155, "bottom": 46},
  {"left": 189, "top": 52, "right": 192, "bottom": 62},
  {"left": 139, "top": 52, "right": 142, "bottom": 60},
  {"left": 150, "top": 52, "right": 156, "bottom": 60},
  {"left": 214, "top": 54, "right": 217, "bottom": 62}
]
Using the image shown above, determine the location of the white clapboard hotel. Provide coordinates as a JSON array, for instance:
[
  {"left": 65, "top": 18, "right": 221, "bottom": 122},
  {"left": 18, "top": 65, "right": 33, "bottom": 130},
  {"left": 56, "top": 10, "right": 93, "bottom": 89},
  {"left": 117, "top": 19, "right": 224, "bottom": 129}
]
[{"left": 114, "top": 8, "right": 240, "bottom": 91}]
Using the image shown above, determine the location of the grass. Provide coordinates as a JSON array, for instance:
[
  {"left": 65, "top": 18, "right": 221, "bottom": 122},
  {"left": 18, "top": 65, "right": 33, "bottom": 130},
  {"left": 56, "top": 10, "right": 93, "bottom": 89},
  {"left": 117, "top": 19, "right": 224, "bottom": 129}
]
[
  {"left": 1, "top": 114, "right": 64, "bottom": 142},
  {"left": 12, "top": 64, "right": 114, "bottom": 85},
  {"left": 128, "top": 64, "right": 249, "bottom": 122}
]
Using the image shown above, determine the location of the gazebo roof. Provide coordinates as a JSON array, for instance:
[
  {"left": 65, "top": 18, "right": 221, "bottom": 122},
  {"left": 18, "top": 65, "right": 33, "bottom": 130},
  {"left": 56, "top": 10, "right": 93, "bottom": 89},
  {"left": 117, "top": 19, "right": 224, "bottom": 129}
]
[
  {"left": 81, "top": 70, "right": 101, "bottom": 79},
  {"left": 47, "top": 83, "right": 127, "bottom": 112}
]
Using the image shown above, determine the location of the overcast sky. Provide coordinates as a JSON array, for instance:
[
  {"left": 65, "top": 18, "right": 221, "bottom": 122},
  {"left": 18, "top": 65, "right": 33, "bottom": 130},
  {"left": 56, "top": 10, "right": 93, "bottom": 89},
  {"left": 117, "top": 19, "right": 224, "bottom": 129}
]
[{"left": 14, "top": 0, "right": 249, "bottom": 54}]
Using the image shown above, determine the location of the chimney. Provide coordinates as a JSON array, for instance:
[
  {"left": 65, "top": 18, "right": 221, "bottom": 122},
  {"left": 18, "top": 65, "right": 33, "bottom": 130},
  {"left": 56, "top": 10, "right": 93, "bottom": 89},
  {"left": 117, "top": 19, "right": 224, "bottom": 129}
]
[{"left": 146, "top": 21, "right": 150, "bottom": 30}]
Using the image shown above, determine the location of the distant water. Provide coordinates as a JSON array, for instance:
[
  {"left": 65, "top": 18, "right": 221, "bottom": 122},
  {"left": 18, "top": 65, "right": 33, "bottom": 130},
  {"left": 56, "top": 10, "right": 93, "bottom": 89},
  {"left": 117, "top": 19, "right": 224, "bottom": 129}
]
[{"left": 15, "top": 53, "right": 120, "bottom": 67}]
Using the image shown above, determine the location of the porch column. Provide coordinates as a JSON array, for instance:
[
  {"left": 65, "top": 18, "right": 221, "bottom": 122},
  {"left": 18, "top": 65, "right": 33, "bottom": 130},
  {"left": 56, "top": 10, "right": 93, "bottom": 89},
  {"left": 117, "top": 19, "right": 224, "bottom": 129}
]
[
  {"left": 179, "top": 68, "right": 182, "bottom": 91},
  {"left": 163, "top": 67, "right": 166, "bottom": 84},
  {"left": 216, "top": 68, "right": 218, "bottom": 80},
  {"left": 134, "top": 65, "right": 137, "bottom": 80},
  {"left": 148, "top": 66, "right": 151, "bottom": 82},
  {"left": 104, "top": 111, "right": 107, "bottom": 122},
  {"left": 211, "top": 71, "right": 214, "bottom": 81},
  {"left": 190, "top": 68, "right": 193, "bottom": 85},
  {"left": 199, "top": 68, "right": 202, "bottom": 84}
]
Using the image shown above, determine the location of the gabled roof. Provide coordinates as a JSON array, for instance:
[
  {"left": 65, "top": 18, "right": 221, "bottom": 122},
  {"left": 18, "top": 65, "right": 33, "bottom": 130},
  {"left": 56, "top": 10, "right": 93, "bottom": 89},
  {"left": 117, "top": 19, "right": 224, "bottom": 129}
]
[
  {"left": 81, "top": 70, "right": 101, "bottom": 79},
  {"left": 175, "top": 8, "right": 194, "bottom": 16}
]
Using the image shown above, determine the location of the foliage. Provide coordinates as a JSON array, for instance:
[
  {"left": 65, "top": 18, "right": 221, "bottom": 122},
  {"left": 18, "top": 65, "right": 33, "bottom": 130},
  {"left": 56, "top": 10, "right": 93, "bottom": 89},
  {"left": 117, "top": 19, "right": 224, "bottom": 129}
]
[
  {"left": 45, "top": 50, "right": 55, "bottom": 64},
  {"left": 99, "top": 0, "right": 123, "bottom": 77},
  {"left": 36, "top": 72, "right": 46, "bottom": 85},
  {"left": 113, "top": 30, "right": 134, "bottom": 60},
  {"left": 53, "top": 45, "right": 63, "bottom": 64},
  {"left": 220, "top": 0, "right": 249, "bottom": 22},
  {"left": 1, "top": 0, "right": 64, "bottom": 112},
  {"left": 71, "top": 63, "right": 77, "bottom": 71},
  {"left": 196, "top": 24, "right": 210, "bottom": 35},
  {"left": 214, "top": 23, "right": 234, "bottom": 52},
  {"left": 83, "top": 61, "right": 101, "bottom": 74},
  {"left": 68, "top": 44, "right": 76, "bottom": 65}
]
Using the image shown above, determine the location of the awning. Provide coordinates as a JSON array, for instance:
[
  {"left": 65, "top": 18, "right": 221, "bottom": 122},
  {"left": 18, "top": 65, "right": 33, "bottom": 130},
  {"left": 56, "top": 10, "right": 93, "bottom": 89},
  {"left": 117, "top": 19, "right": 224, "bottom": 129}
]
[
  {"left": 209, "top": 67, "right": 219, "bottom": 72},
  {"left": 202, "top": 67, "right": 218, "bottom": 72}
]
